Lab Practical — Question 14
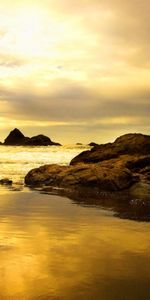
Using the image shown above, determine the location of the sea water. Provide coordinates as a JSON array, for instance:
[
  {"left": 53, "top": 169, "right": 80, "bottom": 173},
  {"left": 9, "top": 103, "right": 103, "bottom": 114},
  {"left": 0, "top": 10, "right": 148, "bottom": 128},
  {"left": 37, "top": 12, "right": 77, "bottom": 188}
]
[{"left": 0, "top": 144, "right": 89, "bottom": 183}]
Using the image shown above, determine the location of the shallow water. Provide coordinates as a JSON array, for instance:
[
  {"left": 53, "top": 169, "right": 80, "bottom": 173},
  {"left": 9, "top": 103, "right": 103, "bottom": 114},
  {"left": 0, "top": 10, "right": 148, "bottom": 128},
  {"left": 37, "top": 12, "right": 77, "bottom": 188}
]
[
  {"left": 0, "top": 186, "right": 150, "bottom": 300},
  {"left": 0, "top": 145, "right": 89, "bottom": 183}
]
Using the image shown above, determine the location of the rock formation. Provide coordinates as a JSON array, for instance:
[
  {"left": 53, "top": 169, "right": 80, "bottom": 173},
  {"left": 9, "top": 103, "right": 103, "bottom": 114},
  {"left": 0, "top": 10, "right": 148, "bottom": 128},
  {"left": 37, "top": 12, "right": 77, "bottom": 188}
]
[
  {"left": 25, "top": 159, "right": 134, "bottom": 191},
  {"left": 4, "top": 128, "right": 27, "bottom": 145},
  {"left": 28, "top": 135, "right": 61, "bottom": 146},
  {"left": 71, "top": 133, "right": 150, "bottom": 165},
  {"left": 4, "top": 128, "right": 61, "bottom": 146},
  {"left": 25, "top": 133, "right": 150, "bottom": 193}
]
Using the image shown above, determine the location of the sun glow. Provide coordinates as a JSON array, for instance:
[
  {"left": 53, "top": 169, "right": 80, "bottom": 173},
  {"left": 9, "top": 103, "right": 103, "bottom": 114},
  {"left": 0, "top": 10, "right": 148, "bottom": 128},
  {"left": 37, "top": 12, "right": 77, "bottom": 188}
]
[{"left": 12, "top": 8, "right": 46, "bottom": 56}]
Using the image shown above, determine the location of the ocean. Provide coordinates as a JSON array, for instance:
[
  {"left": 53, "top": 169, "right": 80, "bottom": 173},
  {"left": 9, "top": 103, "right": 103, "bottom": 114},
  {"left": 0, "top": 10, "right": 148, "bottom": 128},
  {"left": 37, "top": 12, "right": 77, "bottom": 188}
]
[{"left": 0, "top": 144, "right": 89, "bottom": 183}]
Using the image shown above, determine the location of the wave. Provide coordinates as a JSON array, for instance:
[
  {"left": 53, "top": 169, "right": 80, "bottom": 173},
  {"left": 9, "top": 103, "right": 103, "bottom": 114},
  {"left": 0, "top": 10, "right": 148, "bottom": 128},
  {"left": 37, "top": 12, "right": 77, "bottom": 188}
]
[{"left": 0, "top": 145, "right": 89, "bottom": 183}]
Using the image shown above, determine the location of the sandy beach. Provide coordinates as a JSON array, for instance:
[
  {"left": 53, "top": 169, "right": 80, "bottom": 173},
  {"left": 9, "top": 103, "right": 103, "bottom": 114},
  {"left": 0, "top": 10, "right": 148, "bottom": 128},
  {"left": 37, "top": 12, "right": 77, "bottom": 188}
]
[{"left": 0, "top": 185, "right": 149, "bottom": 299}]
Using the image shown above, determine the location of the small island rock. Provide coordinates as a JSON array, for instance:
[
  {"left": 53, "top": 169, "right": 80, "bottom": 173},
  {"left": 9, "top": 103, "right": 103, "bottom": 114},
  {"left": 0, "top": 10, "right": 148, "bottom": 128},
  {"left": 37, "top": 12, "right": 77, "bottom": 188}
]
[
  {"left": 0, "top": 178, "right": 13, "bottom": 185},
  {"left": 4, "top": 128, "right": 61, "bottom": 146}
]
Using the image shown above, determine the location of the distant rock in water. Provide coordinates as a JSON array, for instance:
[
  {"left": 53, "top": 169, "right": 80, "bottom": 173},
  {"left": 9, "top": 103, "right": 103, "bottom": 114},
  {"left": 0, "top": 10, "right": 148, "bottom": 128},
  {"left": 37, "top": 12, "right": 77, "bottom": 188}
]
[
  {"left": 4, "top": 128, "right": 28, "bottom": 145},
  {"left": 29, "top": 135, "right": 61, "bottom": 146},
  {"left": 76, "top": 143, "right": 83, "bottom": 145},
  {"left": 0, "top": 178, "right": 13, "bottom": 185},
  {"left": 4, "top": 128, "right": 61, "bottom": 146}
]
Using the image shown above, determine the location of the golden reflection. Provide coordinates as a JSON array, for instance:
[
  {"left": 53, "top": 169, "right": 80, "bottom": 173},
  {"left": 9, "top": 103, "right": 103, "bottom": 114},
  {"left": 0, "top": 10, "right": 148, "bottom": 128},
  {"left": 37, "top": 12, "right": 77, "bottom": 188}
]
[{"left": 0, "top": 190, "right": 150, "bottom": 299}]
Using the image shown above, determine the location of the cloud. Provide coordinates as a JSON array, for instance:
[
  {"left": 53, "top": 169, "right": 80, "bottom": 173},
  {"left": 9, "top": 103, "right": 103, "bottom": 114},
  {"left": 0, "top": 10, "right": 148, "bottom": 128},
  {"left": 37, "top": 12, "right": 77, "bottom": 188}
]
[{"left": 0, "top": 0, "right": 149, "bottom": 142}]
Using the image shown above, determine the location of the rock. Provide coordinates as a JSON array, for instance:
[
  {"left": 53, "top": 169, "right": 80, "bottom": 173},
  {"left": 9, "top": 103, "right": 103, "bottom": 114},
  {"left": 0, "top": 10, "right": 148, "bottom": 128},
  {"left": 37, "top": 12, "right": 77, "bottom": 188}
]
[
  {"left": 4, "top": 128, "right": 61, "bottom": 146},
  {"left": 25, "top": 160, "right": 134, "bottom": 191},
  {"left": 70, "top": 133, "right": 150, "bottom": 165},
  {"left": 139, "top": 166, "right": 150, "bottom": 181},
  {"left": 0, "top": 142, "right": 2, "bottom": 145},
  {"left": 28, "top": 135, "right": 61, "bottom": 146},
  {"left": 88, "top": 142, "right": 99, "bottom": 147},
  {"left": 129, "top": 181, "right": 150, "bottom": 199},
  {"left": 76, "top": 143, "right": 83, "bottom": 145},
  {"left": 4, "top": 128, "right": 28, "bottom": 145},
  {"left": 25, "top": 133, "right": 150, "bottom": 194},
  {"left": 0, "top": 178, "right": 13, "bottom": 185}
]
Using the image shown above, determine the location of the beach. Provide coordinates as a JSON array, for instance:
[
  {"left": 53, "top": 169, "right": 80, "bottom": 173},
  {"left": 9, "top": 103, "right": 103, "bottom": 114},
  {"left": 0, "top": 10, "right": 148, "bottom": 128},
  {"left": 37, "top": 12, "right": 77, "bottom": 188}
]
[
  {"left": 0, "top": 145, "right": 150, "bottom": 299},
  {"left": 0, "top": 185, "right": 150, "bottom": 299},
  {"left": 1, "top": 0, "right": 150, "bottom": 297}
]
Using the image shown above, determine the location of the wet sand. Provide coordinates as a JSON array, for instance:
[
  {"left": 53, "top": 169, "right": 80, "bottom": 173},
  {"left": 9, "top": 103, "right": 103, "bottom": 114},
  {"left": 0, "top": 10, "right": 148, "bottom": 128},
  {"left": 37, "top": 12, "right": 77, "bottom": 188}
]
[{"left": 0, "top": 186, "right": 150, "bottom": 299}]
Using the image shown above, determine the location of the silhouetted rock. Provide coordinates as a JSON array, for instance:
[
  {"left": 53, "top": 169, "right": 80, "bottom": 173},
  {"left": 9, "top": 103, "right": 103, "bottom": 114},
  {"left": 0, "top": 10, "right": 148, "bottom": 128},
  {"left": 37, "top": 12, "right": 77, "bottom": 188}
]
[
  {"left": 28, "top": 135, "right": 61, "bottom": 146},
  {"left": 0, "top": 178, "right": 12, "bottom": 185},
  {"left": 4, "top": 128, "right": 27, "bottom": 145},
  {"left": 70, "top": 133, "right": 150, "bottom": 165},
  {"left": 0, "top": 141, "right": 2, "bottom": 145},
  {"left": 76, "top": 143, "right": 82, "bottom": 145},
  {"left": 4, "top": 128, "right": 61, "bottom": 146}
]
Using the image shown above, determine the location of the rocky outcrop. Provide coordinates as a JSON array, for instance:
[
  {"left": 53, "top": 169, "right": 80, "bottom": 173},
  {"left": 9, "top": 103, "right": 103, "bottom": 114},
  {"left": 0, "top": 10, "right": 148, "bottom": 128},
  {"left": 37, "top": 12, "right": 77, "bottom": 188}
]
[
  {"left": 25, "top": 133, "right": 150, "bottom": 193},
  {"left": 25, "top": 159, "right": 134, "bottom": 191},
  {"left": 4, "top": 128, "right": 28, "bottom": 145},
  {"left": 71, "top": 133, "right": 150, "bottom": 165},
  {"left": 28, "top": 135, "right": 61, "bottom": 146},
  {"left": 4, "top": 128, "right": 61, "bottom": 146},
  {"left": 25, "top": 154, "right": 150, "bottom": 191}
]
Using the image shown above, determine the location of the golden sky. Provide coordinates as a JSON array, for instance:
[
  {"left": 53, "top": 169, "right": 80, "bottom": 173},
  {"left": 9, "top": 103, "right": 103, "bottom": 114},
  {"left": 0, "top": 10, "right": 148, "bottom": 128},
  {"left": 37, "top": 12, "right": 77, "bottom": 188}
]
[{"left": 0, "top": 0, "right": 149, "bottom": 143}]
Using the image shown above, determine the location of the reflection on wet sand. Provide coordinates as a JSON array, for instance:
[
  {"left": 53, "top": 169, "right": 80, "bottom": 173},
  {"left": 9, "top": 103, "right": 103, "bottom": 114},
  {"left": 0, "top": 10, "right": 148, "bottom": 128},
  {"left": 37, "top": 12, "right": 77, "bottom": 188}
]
[
  {"left": 0, "top": 187, "right": 150, "bottom": 299},
  {"left": 37, "top": 182, "right": 150, "bottom": 221}
]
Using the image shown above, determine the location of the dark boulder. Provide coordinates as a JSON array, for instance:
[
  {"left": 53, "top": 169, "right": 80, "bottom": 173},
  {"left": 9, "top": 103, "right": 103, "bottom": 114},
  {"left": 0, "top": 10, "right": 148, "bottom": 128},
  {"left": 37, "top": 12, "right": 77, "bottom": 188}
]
[
  {"left": 25, "top": 157, "right": 136, "bottom": 192},
  {"left": 114, "top": 133, "right": 150, "bottom": 155},
  {"left": 71, "top": 133, "right": 150, "bottom": 165}
]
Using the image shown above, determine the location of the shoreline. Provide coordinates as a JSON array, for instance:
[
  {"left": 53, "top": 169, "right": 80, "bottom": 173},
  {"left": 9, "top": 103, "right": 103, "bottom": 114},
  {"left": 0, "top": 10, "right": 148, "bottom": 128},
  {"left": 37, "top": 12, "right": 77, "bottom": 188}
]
[{"left": 1, "top": 180, "right": 150, "bottom": 222}]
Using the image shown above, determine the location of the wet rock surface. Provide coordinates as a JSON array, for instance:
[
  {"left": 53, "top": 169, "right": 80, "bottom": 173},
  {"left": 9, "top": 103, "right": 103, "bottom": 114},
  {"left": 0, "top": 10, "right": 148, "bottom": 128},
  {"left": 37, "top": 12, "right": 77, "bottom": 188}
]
[
  {"left": 25, "top": 133, "right": 150, "bottom": 192},
  {"left": 25, "top": 161, "right": 135, "bottom": 191}
]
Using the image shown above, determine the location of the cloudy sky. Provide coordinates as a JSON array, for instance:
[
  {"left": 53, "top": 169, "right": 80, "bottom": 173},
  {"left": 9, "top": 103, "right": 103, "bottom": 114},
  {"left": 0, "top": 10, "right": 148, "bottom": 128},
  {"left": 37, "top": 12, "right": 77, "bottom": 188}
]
[{"left": 0, "top": 0, "right": 149, "bottom": 143}]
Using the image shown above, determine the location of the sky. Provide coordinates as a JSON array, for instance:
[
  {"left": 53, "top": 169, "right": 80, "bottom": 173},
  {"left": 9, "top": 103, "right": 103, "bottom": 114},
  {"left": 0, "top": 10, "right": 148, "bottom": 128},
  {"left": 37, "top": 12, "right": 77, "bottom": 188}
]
[{"left": 0, "top": 0, "right": 150, "bottom": 144}]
